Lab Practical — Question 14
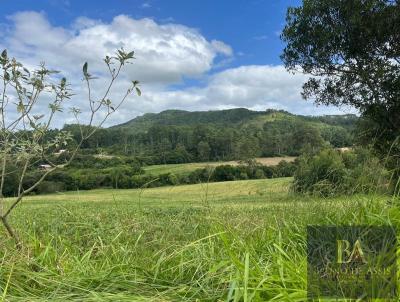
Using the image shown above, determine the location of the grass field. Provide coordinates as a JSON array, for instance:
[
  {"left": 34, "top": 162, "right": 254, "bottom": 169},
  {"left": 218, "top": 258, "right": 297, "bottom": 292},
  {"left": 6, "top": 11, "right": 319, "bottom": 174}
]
[
  {"left": 142, "top": 156, "right": 296, "bottom": 176},
  {"left": 0, "top": 178, "right": 396, "bottom": 301}
]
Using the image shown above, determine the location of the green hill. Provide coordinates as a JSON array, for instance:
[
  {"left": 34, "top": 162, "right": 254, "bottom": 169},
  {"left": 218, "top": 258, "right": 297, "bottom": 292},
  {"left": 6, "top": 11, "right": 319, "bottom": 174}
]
[
  {"left": 64, "top": 108, "right": 357, "bottom": 164},
  {"left": 112, "top": 108, "right": 357, "bottom": 133},
  {"left": 113, "top": 108, "right": 266, "bottom": 132}
]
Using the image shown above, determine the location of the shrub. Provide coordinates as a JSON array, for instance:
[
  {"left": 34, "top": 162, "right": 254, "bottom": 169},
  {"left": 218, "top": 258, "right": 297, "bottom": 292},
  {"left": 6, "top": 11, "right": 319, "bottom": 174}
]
[
  {"left": 188, "top": 168, "right": 213, "bottom": 183},
  {"left": 261, "top": 166, "right": 275, "bottom": 178},
  {"left": 167, "top": 173, "right": 180, "bottom": 185},
  {"left": 274, "top": 160, "right": 297, "bottom": 177},
  {"left": 212, "top": 165, "right": 237, "bottom": 181},
  {"left": 342, "top": 148, "right": 389, "bottom": 194},
  {"left": 293, "top": 148, "right": 389, "bottom": 196},
  {"left": 77, "top": 174, "right": 108, "bottom": 190},
  {"left": 1, "top": 163, "right": 19, "bottom": 197},
  {"left": 239, "top": 172, "right": 249, "bottom": 180},
  {"left": 293, "top": 149, "right": 345, "bottom": 196},
  {"left": 37, "top": 181, "right": 65, "bottom": 194},
  {"left": 131, "top": 174, "right": 161, "bottom": 188},
  {"left": 254, "top": 169, "right": 265, "bottom": 179}
]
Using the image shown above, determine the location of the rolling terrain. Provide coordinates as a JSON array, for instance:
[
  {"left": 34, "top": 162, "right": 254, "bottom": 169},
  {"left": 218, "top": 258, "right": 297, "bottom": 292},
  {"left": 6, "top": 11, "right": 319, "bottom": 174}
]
[
  {"left": 112, "top": 108, "right": 357, "bottom": 134},
  {"left": 68, "top": 108, "right": 357, "bottom": 165}
]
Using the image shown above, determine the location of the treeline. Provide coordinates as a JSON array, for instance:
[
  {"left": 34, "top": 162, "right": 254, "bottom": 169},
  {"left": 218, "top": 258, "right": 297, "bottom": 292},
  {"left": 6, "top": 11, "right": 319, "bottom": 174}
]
[
  {"left": 60, "top": 112, "right": 354, "bottom": 165},
  {"left": 1, "top": 156, "right": 296, "bottom": 196}
]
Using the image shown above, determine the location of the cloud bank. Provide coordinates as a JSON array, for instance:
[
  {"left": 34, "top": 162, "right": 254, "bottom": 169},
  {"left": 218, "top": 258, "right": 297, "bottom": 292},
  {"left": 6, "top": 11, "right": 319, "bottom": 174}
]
[{"left": 0, "top": 11, "right": 350, "bottom": 127}]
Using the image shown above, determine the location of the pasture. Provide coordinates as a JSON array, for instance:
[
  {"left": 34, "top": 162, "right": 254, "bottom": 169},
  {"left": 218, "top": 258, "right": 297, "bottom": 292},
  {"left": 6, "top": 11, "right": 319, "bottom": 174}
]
[
  {"left": 0, "top": 178, "right": 394, "bottom": 301},
  {"left": 142, "top": 156, "right": 296, "bottom": 176}
]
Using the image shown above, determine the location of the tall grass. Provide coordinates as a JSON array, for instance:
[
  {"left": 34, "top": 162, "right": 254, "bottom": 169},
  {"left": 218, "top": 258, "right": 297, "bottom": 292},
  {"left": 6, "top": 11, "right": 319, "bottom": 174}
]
[{"left": 0, "top": 178, "right": 397, "bottom": 301}]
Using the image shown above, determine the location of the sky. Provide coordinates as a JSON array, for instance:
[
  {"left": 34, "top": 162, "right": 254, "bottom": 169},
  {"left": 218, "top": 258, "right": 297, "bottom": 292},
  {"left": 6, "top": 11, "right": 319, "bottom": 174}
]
[{"left": 0, "top": 0, "right": 354, "bottom": 127}]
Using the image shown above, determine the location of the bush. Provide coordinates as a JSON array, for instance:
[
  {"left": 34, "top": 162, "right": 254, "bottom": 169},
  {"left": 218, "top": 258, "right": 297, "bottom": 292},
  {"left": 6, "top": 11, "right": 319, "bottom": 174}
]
[
  {"left": 293, "top": 149, "right": 345, "bottom": 196},
  {"left": 188, "top": 168, "right": 213, "bottom": 183},
  {"left": 77, "top": 174, "right": 108, "bottom": 190},
  {"left": 342, "top": 148, "right": 389, "bottom": 194},
  {"left": 274, "top": 160, "right": 297, "bottom": 177},
  {"left": 212, "top": 165, "right": 237, "bottom": 181},
  {"left": 131, "top": 174, "right": 161, "bottom": 188},
  {"left": 261, "top": 166, "right": 275, "bottom": 178},
  {"left": 37, "top": 181, "right": 65, "bottom": 194},
  {"left": 167, "top": 173, "right": 180, "bottom": 185},
  {"left": 1, "top": 163, "right": 19, "bottom": 197},
  {"left": 293, "top": 148, "right": 389, "bottom": 196},
  {"left": 254, "top": 169, "right": 265, "bottom": 179}
]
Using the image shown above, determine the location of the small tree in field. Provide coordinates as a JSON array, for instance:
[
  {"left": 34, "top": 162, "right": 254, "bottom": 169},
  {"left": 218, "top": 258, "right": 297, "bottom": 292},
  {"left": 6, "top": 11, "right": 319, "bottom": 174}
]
[{"left": 0, "top": 49, "right": 141, "bottom": 247}]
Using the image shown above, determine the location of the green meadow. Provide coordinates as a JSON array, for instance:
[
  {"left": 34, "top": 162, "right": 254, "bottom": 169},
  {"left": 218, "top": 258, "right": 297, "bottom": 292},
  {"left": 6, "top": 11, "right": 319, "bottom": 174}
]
[
  {"left": 0, "top": 177, "right": 396, "bottom": 301},
  {"left": 142, "top": 157, "right": 296, "bottom": 176}
]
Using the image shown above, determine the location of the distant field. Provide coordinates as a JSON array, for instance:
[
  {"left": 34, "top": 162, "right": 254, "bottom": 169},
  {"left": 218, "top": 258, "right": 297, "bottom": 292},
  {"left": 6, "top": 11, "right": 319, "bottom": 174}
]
[
  {"left": 143, "top": 156, "right": 296, "bottom": 176},
  {"left": 0, "top": 178, "right": 391, "bottom": 301},
  {"left": 14, "top": 178, "right": 292, "bottom": 208}
]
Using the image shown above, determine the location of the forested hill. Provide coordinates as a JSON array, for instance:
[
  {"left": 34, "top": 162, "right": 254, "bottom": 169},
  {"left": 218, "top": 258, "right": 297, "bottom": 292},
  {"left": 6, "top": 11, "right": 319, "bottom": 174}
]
[
  {"left": 113, "top": 108, "right": 267, "bottom": 132},
  {"left": 112, "top": 108, "right": 356, "bottom": 133},
  {"left": 63, "top": 108, "right": 357, "bottom": 164}
]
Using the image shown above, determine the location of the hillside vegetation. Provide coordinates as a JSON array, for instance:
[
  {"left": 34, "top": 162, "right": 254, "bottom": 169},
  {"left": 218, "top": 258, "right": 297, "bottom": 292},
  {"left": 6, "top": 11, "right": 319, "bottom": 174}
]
[
  {"left": 114, "top": 108, "right": 356, "bottom": 134},
  {"left": 62, "top": 108, "right": 356, "bottom": 164}
]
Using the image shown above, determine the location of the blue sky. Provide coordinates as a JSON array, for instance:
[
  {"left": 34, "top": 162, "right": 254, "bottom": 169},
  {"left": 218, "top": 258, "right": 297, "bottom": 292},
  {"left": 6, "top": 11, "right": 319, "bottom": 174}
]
[
  {"left": 0, "top": 0, "right": 350, "bottom": 126},
  {"left": 1, "top": 0, "right": 297, "bottom": 66}
]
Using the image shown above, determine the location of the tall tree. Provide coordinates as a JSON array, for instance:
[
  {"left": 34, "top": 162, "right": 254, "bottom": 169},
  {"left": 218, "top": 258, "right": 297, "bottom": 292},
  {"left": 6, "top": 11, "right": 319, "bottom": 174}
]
[
  {"left": 197, "top": 141, "right": 211, "bottom": 161},
  {"left": 281, "top": 0, "right": 400, "bottom": 156}
]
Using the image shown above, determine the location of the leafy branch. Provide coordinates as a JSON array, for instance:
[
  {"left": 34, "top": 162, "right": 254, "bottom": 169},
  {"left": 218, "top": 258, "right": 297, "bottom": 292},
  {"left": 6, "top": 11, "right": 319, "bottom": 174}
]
[{"left": 0, "top": 48, "right": 141, "bottom": 248}]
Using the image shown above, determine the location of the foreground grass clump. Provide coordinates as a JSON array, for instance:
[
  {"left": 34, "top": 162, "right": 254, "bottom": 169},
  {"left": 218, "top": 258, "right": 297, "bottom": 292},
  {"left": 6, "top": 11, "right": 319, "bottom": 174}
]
[{"left": 0, "top": 178, "right": 396, "bottom": 301}]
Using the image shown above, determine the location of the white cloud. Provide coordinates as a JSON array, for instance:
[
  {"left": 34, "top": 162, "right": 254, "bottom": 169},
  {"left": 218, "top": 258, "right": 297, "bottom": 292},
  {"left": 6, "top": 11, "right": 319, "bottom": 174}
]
[
  {"left": 126, "top": 65, "right": 352, "bottom": 118},
  {"left": 5, "top": 11, "right": 231, "bottom": 84},
  {"left": 141, "top": 2, "right": 151, "bottom": 8},
  {"left": 0, "top": 11, "right": 350, "bottom": 128},
  {"left": 203, "top": 65, "right": 354, "bottom": 115},
  {"left": 211, "top": 40, "right": 232, "bottom": 56},
  {"left": 72, "top": 16, "right": 102, "bottom": 30}
]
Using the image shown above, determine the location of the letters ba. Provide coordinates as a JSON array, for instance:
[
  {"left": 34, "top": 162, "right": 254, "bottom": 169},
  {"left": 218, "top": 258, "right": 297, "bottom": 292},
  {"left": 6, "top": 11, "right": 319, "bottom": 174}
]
[{"left": 307, "top": 226, "right": 397, "bottom": 300}]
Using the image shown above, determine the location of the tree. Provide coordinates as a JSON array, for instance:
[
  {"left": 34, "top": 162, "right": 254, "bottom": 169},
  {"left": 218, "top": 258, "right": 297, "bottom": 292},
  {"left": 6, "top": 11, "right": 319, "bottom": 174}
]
[
  {"left": 291, "top": 123, "right": 325, "bottom": 154},
  {"left": 234, "top": 136, "right": 261, "bottom": 159},
  {"left": 197, "top": 141, "right": 211, "bottom": 161},
  {"left": 320, "top": 127, "right": 352, "bottom": 148},
  {"left": 173, "top": 143, "right": 191, "bottom": 163},
  {"left": 281, "top": 0, "right": 400, "bottom": 156},
  {"left": 0, "top": 48, "right": 141, "bottom": 247},
  {"left": 158, "top": 137, "right": 173, "bottom": 164}
]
